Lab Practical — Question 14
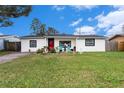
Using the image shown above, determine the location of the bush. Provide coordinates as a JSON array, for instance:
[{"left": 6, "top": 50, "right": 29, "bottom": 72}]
[
  {"left": 40, "top": 48, "right": 44, "bottom": 53},
  {"left": 49, "top": 48, "right": 56, "bottom": 53},
  {"left": 37, "top": 47, "right": 56, "bottom": 54},
  {"left": 44, "top": 46, "right": 48, "bottom": 49},
  {"left": 55, "top": 46, "right": 59, "bottom": 53},
  {"left": 36, "top": 48, "right": 44, "bottom": 54},
  {"left": 43, "top": 46, "right": 48, "bottom": 53},
  {"left": 37, "top": 49, "right": 41, "bottom": 54}
]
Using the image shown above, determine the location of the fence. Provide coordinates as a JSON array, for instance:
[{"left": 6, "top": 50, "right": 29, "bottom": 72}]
[
  {"left": 105, "top": 41, "right": 118, "bottom": 51},
  {"left": 4, "top": 41, "right": 21, "bottom": 51}
]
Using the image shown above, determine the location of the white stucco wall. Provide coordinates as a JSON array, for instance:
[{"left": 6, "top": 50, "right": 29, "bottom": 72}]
[
  {"left": 21, "top": 37, "right": 105, "bottom": 52},
  {"left": 54, "top": 38, "right": 76, "bottom": 48},
  {"left": 76, "top": 38, "right": 105, "bottom": 52},
  {"left": 0, "top": 39, "right": 4, "bottom": 50},
  {"left": 21, "top": 38, "right": 47, "bottom": 52}
]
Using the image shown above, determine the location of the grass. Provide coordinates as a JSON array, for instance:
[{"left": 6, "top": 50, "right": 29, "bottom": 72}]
[
  {"left": 0, "top": 50, "right": 11, "bottom": 56},
  {"left": 0, "top": 52, "right": 124, "bottom": 87}
]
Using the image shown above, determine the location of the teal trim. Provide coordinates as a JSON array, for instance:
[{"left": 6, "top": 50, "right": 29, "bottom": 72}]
[{"left": 59, "top": 41, "right": 72, "bottom": 52}]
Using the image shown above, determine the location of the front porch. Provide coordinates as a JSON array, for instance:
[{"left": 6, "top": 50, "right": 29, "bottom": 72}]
[
  {"left": 57, "top": 41, "right": 76, "bottom": 52},
  {"left": 47, "top": 38, "right": 76, "bottom": 52}
]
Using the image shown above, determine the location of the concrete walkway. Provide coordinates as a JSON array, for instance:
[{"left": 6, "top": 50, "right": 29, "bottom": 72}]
[{"left": 0, "top": 52, "right": 29, "bottom": 64}]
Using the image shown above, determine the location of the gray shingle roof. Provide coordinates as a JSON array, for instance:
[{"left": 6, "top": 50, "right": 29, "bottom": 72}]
[{"left": 21, "top": 34, "right": 105, "bottom": 39}]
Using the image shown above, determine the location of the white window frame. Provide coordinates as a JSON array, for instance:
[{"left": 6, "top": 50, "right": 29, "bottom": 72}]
[
  {"left": 85, "top": 38, "right": 95, "bottom": 46},
  {"left": 30, "top": 40, "right": 37, "bottom": 48}
]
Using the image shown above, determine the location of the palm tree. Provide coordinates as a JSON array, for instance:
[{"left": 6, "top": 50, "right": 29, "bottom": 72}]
[
  {"left": 47, "top": 27, "right": 59, "bottom": 35},
  {"left": 40, "top": 24, "right": 46, "bottom": 36},
  {"left": 31, "top": 18, "right": 46, "bottom": 36}
]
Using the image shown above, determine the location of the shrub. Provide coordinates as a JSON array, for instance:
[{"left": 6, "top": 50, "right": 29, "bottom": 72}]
[
  {"left": 37, "top": 49, "right": 41, "bottom": 54},
  {"left": 36, "top": 48, "right": 44, "bottom": 54},
  {"left": 55, "top": 46, "right": 59, "bottom": 53},
  {"left": 49, "top": 48, "right": 56, "bottom": 53},
  {"left": 40, "top": 48, "right": 44, "bottom": 53},
  {"left": 43, "top": 46, "right": 48, "bottom": 53},
  {"left": 44, "top": 46, "right": 48, "bottom": 49}
]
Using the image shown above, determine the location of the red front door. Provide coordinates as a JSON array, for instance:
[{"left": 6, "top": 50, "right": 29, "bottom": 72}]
[{"left": 48, "top": 38, "right": 54, "bottom": 50}]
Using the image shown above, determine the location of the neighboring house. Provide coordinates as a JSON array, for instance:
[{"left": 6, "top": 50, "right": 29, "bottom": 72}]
[
  {"left": 21, "top": 34, "right": 106, "bottom": 52},
  {"left": 0, "top": 35, "right": 20, "bottom": 51},
  {"left": 109, "top": 34, "right": 124, "bottom": 51},
  {"left": 0, "top": 35, "right": 11, "bottom": 50},
  {"left": 0, "top": 38, "right": 4, "bottom": 50}
]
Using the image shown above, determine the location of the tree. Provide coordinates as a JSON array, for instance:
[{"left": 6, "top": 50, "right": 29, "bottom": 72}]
[
  {"left": 0, "top": 5, "right": 32, "bottom": 27},
  {"left": 40, "top": 24, "right": 46, "bottom": 36},
  {"left": 30, "top": 18, "right": 59, "bottom": 36},
  {"left": 47, "top": 27, "right": 59, "bottom": 35},
  {"left": 31, "top": 18, "right": 46, "bottom": 36}
]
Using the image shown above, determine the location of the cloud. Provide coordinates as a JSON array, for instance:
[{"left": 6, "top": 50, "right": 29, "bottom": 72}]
[
  {"left": 113, "top": 5, "right": 124, "bottom": 11},
  {"left": 96, "top": 9, "right": 124, "bottom": 36},
  {"left": 95, "top": 12, "right": 104, "bottom": 20},
  {"left": 96, "top": 10, "right": 124, "bottom": 28},
  {"left": 71, "top": 5, "right": 97, "bottom": 11},
  {"left": 106, "top": 23, "right": 124, "bottom": 36},
  {"left": 74, "top": 26, "right": 96, "bottom": 35},
  {"left": 0, "top": 32, "right": 3, "bottom": 35},
  {"left": 70, "top": 18, "right": 83, "bottom": 27},
  {"left": 53, "top": 5, "right": 97, "bottom": 12},
  {"left": 88, "top": 17, "right": 93, "bottom": 22},
  {"left": 52, "top": 5, "right": 65, "bottom": 11}
]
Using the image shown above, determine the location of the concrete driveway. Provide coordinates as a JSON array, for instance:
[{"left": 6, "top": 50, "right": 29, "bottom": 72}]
[{"left": 0, "top": 52, "right": 29, "bottom": 64}]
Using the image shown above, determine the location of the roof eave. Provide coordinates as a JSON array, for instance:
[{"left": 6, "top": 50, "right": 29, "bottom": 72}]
[
  {"left": 21, "top": 36, "right": 105, "bottom": 39},
  {"left": 20, "top": 37, "right": 45, "bottom": 39}
]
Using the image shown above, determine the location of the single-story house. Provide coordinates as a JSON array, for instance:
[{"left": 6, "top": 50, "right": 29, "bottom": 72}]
[
  {"left": 0, "top": 35, "right": 21, "bottom": 51},
  {"left": 109, "top": 34, "right": 124, "bottom": 51},
  {"left": 21, "top": 34, "right": 106, "bottom": 52}
]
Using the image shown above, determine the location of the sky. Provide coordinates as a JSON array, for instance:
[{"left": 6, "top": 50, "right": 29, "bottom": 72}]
[{"left": 0, "top": 5, "right": 124, "bottom": 37}]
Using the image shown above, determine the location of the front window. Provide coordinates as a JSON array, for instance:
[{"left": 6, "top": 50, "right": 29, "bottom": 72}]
[
  {"left": 59, "top": 41, "right": 71, "bottom": 48},
  {"left": 59, "top": 41, "right": 71, "bottom": 52},
  {"left": 30, "top": 40, "right": 37, "bottom": 48},
  {"left": 85, "top": 38, "right": 95, "bottom": 46}
]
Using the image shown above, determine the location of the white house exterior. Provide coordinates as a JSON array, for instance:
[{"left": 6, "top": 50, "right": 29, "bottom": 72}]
[
  {"left": 76, "top": 38, "right": 105, "bottom": 52},
  {"left": 21, "top": 35, "right": 106, "bottom": 52},
  {"left": 21, "top": 38, "right": 46, "bottom": 52}
]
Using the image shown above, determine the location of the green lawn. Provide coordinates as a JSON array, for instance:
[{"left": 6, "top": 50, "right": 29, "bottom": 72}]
[
  {"left": 0, "top": 50, "right": 11, "bottom": 56},
  {"left": 0, "top": 52, "right": 124, "bottom": 88}
]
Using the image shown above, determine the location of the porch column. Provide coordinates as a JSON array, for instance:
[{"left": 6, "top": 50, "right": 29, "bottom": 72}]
[{"left": 45, "top": 38, "right": 48, "bottom": 47}]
